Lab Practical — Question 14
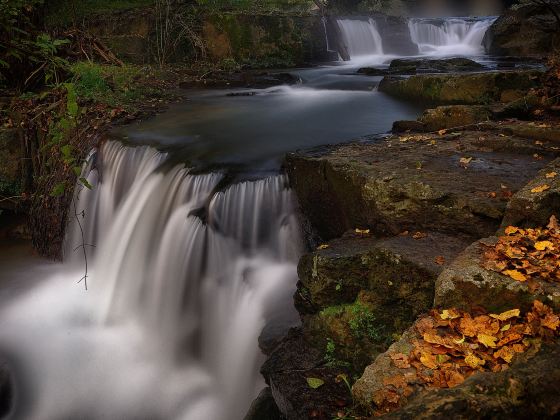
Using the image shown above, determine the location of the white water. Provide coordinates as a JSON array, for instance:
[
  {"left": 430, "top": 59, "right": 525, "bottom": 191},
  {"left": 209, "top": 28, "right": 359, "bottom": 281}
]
[
  {"left": 408, "top": 17, "right": 496, "bottom": 56},
  {"left": 336, "top": 18, "right": 384, "bottom": 58},
  {"left": 0, "top": 141, "right": 302, "bottom": 420}
]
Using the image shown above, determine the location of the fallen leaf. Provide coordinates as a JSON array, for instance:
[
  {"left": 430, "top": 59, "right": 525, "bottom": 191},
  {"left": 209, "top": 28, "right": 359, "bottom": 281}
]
[
  {"left": 438, "top": 129, "right": 447, "bottom": 136},
  {"left": 306, "top": 377, "right": 324, "bottom": 389},
  {"left": 420, "top": 353, "right": 438, "bottom": 369},
  {"left": 435, "top": 255, "right": 446, "bottom": 265},
  {"left": 317, "top": 244, "right": 330, "bottom": 250},
  {"left": 548, "top": 215, "right": 559, "bottom": 231},
  {"left": 459, "top": 157, "right": 473, "bottom": 167},
  {"left": 542, "top": 314, "right": 560, "bottom": 330},
  {"left": 477, "top": 333, "right": 498, "bottom": 348},
  {"left": 503, "top": 270, "right": 527, "bottom": 282},
  {"left": 355, "top": 228, "right": 370, "bottom": 235},
  {"left": 494, "top": 346, "right": 514, "bottom": 363},
  {"left": 534, "top": 240, "right": 554, "bottom": 251},
  {"left": 531, "top": 184, "right": 550, "bottom": 194},
  {"left": 440, "top": 309, "right": 461, "bottom": 320},
  {"left": 490, "top": 309, "right": 521, "bottom": 321},
  {"left": 413, "top": 232, "right": 428, "bottom": 240},
  {"left": 464, "top": 353, "right": 485, "bottom": 368},
  {"left": 504, "top": 226, "right": 519, "bottom": 235},
  {"left": 545, "top": 172, "right": 557, "bottom": 179}
]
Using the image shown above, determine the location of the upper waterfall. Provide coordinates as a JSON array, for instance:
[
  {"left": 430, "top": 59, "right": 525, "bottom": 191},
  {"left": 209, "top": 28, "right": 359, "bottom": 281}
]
[
  {"left": 335, "top": 18, "right": 384, "bottom": 59},
  {"left": 408, "top": 16, "right": 496, "bottom": 56}
]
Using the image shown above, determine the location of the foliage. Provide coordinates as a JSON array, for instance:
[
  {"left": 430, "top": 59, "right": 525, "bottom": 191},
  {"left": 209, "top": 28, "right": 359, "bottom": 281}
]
[
  {"left": 482, "top": 216, "right": 560, "bottom": 284},
  {"left": 348, "top": 303, "right": 382, "bottom": 341},
  {"left": 374, "top": 301, "right": 560, "bottom": 414},
  {"left": 44, "top": 0, "right": 155, "bottom": 26}
]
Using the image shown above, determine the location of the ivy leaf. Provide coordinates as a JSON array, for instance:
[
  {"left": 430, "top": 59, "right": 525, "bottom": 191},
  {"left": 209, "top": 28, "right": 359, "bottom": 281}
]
[
  {"left": 50, "top": 182, "right": 66, "bottom": 197},
  {"left": 306, "top": 377, "right": 324, "bottom": 389}
]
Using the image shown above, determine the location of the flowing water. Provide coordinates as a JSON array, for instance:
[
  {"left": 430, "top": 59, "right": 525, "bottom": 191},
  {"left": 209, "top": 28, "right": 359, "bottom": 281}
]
[{"left": 0, "top": 14, "right": 497, "bottom": 420}]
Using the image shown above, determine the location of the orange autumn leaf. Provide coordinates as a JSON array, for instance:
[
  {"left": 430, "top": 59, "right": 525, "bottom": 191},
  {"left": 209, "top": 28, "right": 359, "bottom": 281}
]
[
  {"left": 477, "top": 333, "right": 498, "bottom": 348},
  {"left": 545, "top": 172, "right": 557, "bottom": 179},
  {"left": 534, "top": 240, "right": 554, "bottom": 251},
  {"left": 490, "top": 309, "right": 521, "bottom": 321},
  {"left": 503, "top": 269, "right": 527, "bottom": 282},
  {"left": 530, "top": 184, "right": 550, "bottom": 194},
  {"left": 494, "top": 346, "right": 515, "bottom": 363}
]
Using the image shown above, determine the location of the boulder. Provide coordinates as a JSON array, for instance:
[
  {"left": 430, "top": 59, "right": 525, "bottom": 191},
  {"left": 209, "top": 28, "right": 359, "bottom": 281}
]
[
  {"left": 260, "top": 328, "right": 351, "bottom": 420},
  {"left": 243, "top": 387, "right": 282, "bottom": 420},
  {"left": 358, "top": 58, "right": 484, "bottom": 77},
  {"left": 394, "top": 105, "right": 492, "bottom": 133},
  {"left": 435, "top": 238, "right": 560, "bottom": 313},
  {"left": 285, "top": 129, "right": 554, "bottom": 241},
  {"left": 376, "top": 16, "right": 419, "bottom": 56},
  {"left": 484, "top": 4, "right": 560, "bottom": 57},
  {"left": 501, "top": 158, "right": 560, "bottom": 229},
  {"left": 378, "top": 70, "right": 543, "bottom": 105},
  {"left": 0, "top": 362, "right": 11, "bottom": 418},
  {"left": 296, "top": 232, "right": 470, "bottom": 372}
]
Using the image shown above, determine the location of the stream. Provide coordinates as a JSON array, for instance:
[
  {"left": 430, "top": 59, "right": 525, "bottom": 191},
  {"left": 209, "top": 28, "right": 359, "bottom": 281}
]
[{"left": 1, "top": 15, "right": 498, "bottom": 420}]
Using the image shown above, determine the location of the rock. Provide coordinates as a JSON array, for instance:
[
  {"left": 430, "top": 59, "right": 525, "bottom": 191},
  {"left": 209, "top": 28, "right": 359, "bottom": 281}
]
[
  {"left": 0, "top": 128, "right": 22, "bottom": 209},
  {"left": 285, "top": 130, "right": 554, "bottom": 241},
  {"left": 435, "top": 238, "right": 560, "bottom": 313},
  {"left": 484, "top": 4, "right": 560, "bottom": 57},
  {"left": 354, "top": 327, "right": 560, "bottom": 418},
  {"left": 358, "top": 58, "right": 484, "bottom": 78},
  {"left": 296, "top": 232, "right": 470, "bottom": 372},
  {"left": 179, "top": 71, "right": 301, "bottom": 90},
  {"left": 501, "top": 158, "right": 560, "bottom": 230},
  {"left": 261, "top": 328, "right": 351, "bottom": 420},
  {"left": 376, "top": 16, "right": 419, "bottom": 56},
  {"left": 392, "top": 120, "right": 426, "bottom": 133},
  {"left": 394, "top": 105, "right": 492, "bottom": 133},
  {"left": 378, "top": 70, "right": 543, "bottom": 105},
  {"left": 244, "top": 387, "right": 282, "bottom": 420},
  {"left": 382, "top": 341, "right": 560, "bottom": 419}
]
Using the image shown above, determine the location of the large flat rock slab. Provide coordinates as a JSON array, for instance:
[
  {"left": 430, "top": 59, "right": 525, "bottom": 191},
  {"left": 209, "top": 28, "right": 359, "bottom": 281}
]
[{"left": 286, "top": 130, "right": 557, "bottom": 242}]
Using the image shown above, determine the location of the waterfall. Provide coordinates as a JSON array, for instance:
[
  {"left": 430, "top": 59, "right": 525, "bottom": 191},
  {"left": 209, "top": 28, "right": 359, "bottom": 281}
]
[
  {"left": 0, "top": 141, "right": 302, "bottom": 420},
  {"left": 335, "top": 18, "right": 384, "bottom": 59},
  {"left": 408, "top": 17, "right": 496, "bottom": 56}
]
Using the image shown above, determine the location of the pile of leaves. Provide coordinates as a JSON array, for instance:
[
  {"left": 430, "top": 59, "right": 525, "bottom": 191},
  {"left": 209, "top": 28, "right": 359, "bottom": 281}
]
[
  {"left": 481, "top": 216, "right": 560, "bottom": 285},
  {"left": 373, "top": 301, "right": 560, "bottom": 415}
]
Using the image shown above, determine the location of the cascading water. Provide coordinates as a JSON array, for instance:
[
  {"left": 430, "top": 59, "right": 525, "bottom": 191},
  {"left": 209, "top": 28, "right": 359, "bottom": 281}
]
[
  {"left": 335, "top": 18, "right": 384, "bottom": 59},
  {"left": 408, "top": 17, "right": 496, "bottom": 56},
  {"left": 0, "top": 141, "right": 302, "bottom": 420}
]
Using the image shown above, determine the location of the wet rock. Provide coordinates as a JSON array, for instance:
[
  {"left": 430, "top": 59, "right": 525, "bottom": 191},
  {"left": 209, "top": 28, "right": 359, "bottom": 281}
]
[
  {"left": 394, "top": 105, "right": 492, "bottom": 133},
  {"left": 285, "top": 130, "right": 553, "bottom": 242},
  {"left": 261, "top": 328, "right": 351, "bottom": 420},
  {"left": 0, "top": 128, "right": 22, "bottom": 208},
  {"left": 377, "top": 16, "right": 419, "bottom": 56},
  {"left": 382, "top": 341, "right": 560, "bottom": 419},
  {"left": 435, "top": 238, "right": 560, "bottom": 313},
  {"left": 501, "top": 158, "right": 560, "bottom": 230},
  {"left": 244, "top": 387, "right": 282, "bottom": 420},
  {"left": 358, "top": 58, "right": 484, "bottom": 77},
  {"left": 179, "top": 71, "right": 301, "bottom": 90},
  {"left": 378, "top": 70, "right": 543, "bottom": 105},
  {"left": 484, "top": 4, "right": 560, "bottom": 57},
  {"left": 296, "top": 232, "right": 470, "bottom": 372}
]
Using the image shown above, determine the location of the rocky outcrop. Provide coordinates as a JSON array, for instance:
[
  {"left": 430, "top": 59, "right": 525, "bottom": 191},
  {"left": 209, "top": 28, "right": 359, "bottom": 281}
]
[
  {"left": 296, "top": 232, "right": 470, "bottom": 372},
  {"left": 285, "top": 128, "right": 554, "bottom": 242},
  {"left": 484, "top": 4, "right": 560, "bottom": 57},
  {"left": 261, "top": 328, "right": 352, "bottom": 420},
  {"left": 393, "top": 105, "right": 492, "bottom": 133},
  {"left": 376, "top": 15, "right": 418, "bottom": 56},
  {"left": 435, "top": 237, "right": 560, "bottom": 313},
  {"left": 501, "top": 158, "right": 560, "bottom": 229},
  {"left": 359, "top": 58, "right": 484, "bottom": 77},
  {"left": 244, "top": 387, "right": 282, "bottom": 420},
  {"left": 378, "top": 70, "right": 543, "bottom": 105}
]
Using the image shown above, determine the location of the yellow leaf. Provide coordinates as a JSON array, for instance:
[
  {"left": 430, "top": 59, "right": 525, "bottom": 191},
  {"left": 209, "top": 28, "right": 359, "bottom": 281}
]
[
  {"left": 317, "top": 244, "right": 330, "bottom": 250},
  {"left": 355, "top": 228, "right": 370, "bottom": 235},
  {"left": 464, "top": 353, "right": 485, "bottom": 368},
  {"left": 440, "top": 309, "right": 461, "bottom": 320},
  {"left": 534, "top": 240, "right": 554, "bottom": 251},
  {"left": 545, "top": 172, "right": 557, "bottom": 179},
  {"left": 477, "top": 333, "right": 498, "bottom": 348},
  {"left": 503, "top": 269, "right": 527, "bottom": 282},
  {"left": 453, "top": 336, "right": 466, "bottom": 344},
  {"left": 459, "top": 157, "right": 473, "bottom": 166},
  {"left": 501, "top": 323, "right": 511, "bottom": 332},
  {"left": 531, "top": 184, "right": 550, "bottom": 194},
  {"left": 490, "top": 309, "right": 521, "bottom": 321},
  {"left": 438, "top": 129, "right": 447, "bottom": 136},
  {"left": 420, "top": 353, "right": 438, "bottom": 369}
]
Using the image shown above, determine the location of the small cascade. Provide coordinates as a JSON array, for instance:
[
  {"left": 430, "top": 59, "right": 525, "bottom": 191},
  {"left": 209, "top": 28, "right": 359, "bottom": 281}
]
[
  {"left": 335, "top": 17, "right": 384, "bottom": 58},
  {"left": 408, "top": 17, "right": 496, "bottom": 55},
  {"left": 1, "top": 141, "right": 303, "bottom": 420}
]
